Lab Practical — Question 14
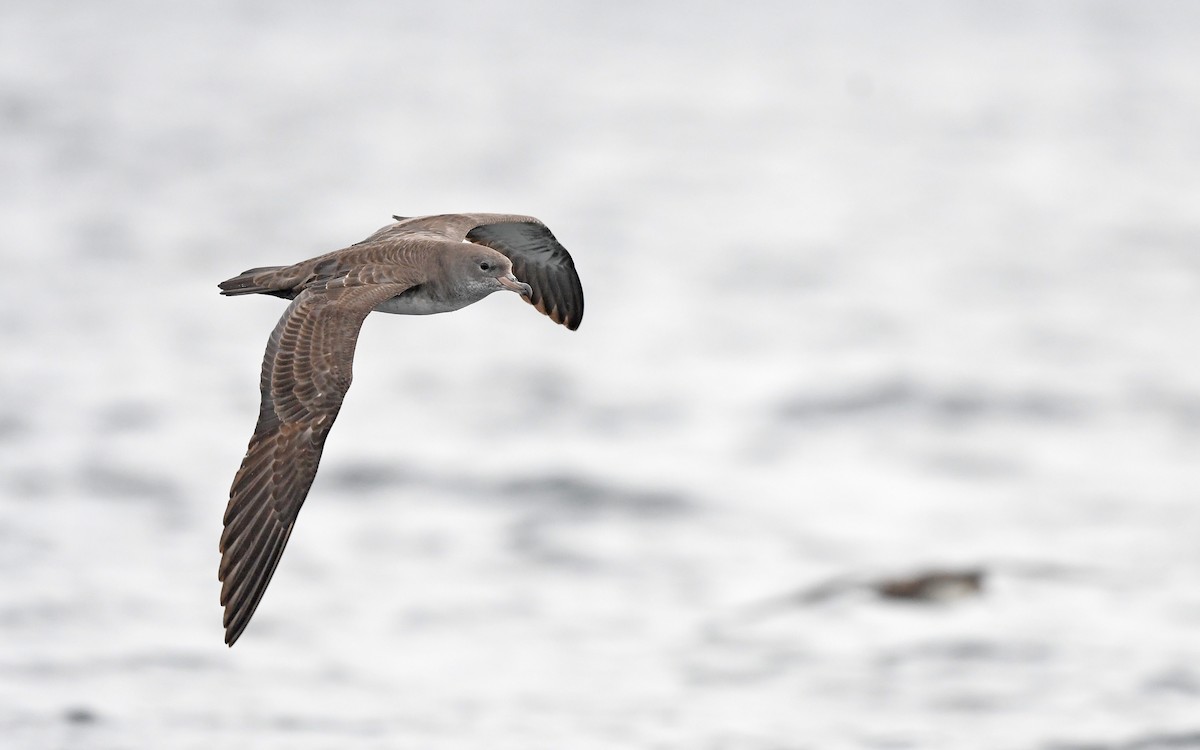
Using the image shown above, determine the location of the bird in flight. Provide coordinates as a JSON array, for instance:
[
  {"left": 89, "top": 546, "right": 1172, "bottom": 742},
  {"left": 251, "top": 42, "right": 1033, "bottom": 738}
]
[{"left": 217, "top": 213, "right": 584, "bottom": 645}]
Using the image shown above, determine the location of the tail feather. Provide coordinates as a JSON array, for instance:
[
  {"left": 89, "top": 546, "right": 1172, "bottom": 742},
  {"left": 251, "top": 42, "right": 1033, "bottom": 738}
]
[{"left": 219, "top": 266, "right": 289, "bottom": 297}]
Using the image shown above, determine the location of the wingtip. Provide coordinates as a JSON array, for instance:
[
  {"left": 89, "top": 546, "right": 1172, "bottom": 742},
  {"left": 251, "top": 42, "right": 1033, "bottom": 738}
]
[
  {"left": 222, "top": 606, "right": 250, "bottom": 646},
  {"left": 222, "top": 602, "right": 241, "bottom": 646},
  {"left": 221, "top": 593, "right": 243, "bottom": 646},
  {"left": 564, "top": 299, "right": 583, "bottom": 330},
  {"left": 559, "top": 312, "right": 582, "bottom": 331}
]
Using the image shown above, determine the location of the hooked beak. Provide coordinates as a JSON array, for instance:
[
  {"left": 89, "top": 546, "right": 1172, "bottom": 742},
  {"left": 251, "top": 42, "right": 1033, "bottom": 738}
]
[{"left": 498, "top": 273, "right": 532, "bottom": 297}]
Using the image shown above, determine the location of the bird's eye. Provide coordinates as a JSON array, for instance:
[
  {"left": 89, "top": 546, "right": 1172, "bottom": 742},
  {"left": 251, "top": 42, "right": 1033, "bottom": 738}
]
[{"left": 479, "top": 262, "right": 491, "bottom": 271}]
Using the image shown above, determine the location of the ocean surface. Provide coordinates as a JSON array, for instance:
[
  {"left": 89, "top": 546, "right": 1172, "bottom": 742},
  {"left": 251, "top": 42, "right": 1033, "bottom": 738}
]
[{"left": 2, "top": 1, "right": 1199, "bottom": 748}]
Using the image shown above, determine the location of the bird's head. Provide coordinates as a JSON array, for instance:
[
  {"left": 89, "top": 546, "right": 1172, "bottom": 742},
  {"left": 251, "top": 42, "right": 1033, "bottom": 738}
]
[{"left": 454, "top": 246, "right": 531, "bottom": 300}]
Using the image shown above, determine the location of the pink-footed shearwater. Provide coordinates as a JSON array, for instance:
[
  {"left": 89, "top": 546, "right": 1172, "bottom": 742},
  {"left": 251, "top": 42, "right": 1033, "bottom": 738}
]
[{"left": 217, "top": 213, "right": 583, "bottom": 645}]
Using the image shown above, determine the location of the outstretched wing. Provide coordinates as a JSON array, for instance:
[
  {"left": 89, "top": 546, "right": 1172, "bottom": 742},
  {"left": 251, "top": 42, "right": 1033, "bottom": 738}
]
[
  {"left": 464, "top": 221, "right": 584, "bottom": 330},
  {"left": 219, "top": 276, "right": 415, "bottom": 645}
]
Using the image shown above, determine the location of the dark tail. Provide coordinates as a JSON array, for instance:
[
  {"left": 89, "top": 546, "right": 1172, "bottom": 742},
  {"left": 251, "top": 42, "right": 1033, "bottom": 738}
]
[{"left": 218, "top": 266, "right": 289, "bottom": 297}]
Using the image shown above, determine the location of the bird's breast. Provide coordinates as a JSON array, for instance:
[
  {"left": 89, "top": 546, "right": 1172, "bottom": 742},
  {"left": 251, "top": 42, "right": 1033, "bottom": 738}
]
[{"left": 373, "top": 287, "right": 471, "bottom": 316}]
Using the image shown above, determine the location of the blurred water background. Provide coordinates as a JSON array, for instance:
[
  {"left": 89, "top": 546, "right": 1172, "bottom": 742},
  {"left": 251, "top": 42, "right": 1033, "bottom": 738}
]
[{"left": 2, "top": 1, "right": 1199, "bottom": 748}]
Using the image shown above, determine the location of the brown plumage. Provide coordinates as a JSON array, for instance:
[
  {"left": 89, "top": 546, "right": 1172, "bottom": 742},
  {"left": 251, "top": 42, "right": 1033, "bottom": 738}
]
[{"left": 218, "top": 213, "right": 583, "bottom": 645}]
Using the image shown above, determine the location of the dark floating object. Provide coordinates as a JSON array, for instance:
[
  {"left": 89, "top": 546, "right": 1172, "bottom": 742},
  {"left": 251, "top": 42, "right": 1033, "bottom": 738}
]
[
  {"left": 791, "top": 567, "right": 987, "bottom": 605},
  {"left": 873, "top": 568, "right": 986, "bottom": 602},
  {"left": 216, "top": 213, "right": 584, "bottom": 646},
  {"left": 731, "top": 567, "right": 990, "bottom": 626},
  {"left": 63, "top": 707, "right": 98, "bottom": 724}
]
